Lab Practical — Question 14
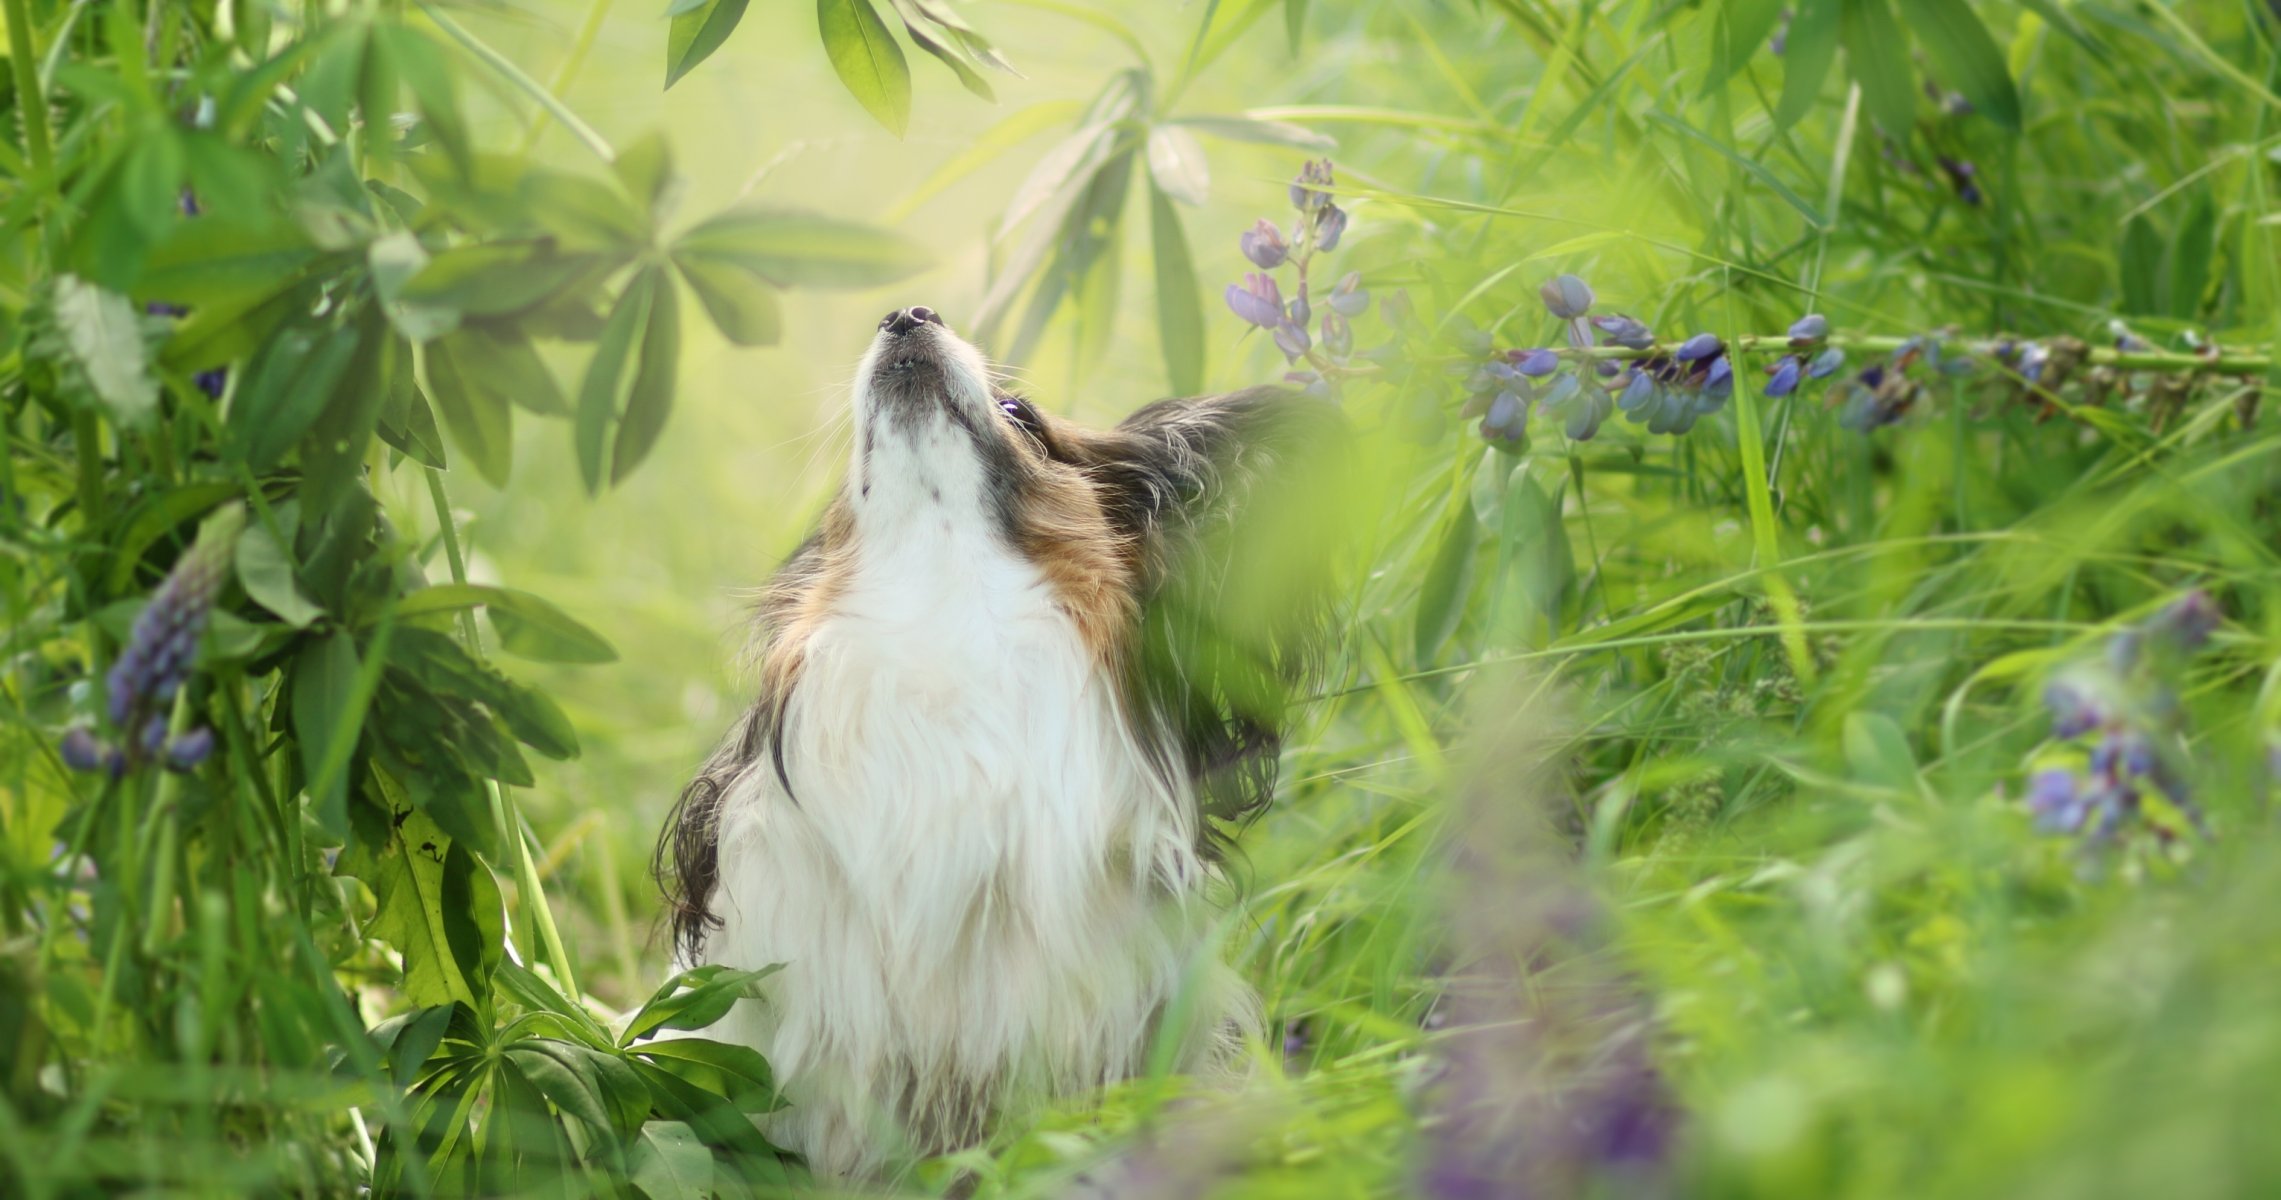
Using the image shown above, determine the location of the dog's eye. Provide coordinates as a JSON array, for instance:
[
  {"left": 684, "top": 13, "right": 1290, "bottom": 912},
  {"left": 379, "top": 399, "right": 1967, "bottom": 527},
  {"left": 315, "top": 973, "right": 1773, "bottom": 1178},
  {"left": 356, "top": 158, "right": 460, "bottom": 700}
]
[{"left": 997, "top": 395, "right": 1044, "bottom": 441}]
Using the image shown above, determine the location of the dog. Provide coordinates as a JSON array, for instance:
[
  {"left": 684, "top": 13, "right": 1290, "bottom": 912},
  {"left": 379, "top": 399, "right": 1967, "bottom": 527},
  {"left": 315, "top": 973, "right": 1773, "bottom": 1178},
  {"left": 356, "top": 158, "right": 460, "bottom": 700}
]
[{"left": 655, "top": 306, "right": 1345, "bottom": 1177}]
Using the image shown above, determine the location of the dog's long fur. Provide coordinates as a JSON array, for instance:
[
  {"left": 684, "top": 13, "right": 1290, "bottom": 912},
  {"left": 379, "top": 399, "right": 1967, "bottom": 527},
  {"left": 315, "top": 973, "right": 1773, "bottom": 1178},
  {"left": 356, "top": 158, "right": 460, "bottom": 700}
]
[{"left": 653, "top": 312, "right": 1343, "bottom": 1176}]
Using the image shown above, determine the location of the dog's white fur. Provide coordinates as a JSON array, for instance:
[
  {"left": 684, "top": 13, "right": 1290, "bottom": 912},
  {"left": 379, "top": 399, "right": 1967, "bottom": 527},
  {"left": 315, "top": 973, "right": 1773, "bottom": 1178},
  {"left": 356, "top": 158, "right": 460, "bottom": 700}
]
[{"left": 695, "top": 328, "right": 1249, "bottom": 1177}]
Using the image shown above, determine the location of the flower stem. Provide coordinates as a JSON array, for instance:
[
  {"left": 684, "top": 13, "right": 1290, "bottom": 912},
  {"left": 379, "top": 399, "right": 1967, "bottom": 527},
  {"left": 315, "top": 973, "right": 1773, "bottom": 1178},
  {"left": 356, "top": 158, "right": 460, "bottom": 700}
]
[
  {"left": 3, "top": 0, "right": 53, "bottom": 183},
  {"left": 417, "top": 0, "right": 615, "bottom": 164},
  {"left": 513, "top": 0, "right": 617, "bottom": 159}
]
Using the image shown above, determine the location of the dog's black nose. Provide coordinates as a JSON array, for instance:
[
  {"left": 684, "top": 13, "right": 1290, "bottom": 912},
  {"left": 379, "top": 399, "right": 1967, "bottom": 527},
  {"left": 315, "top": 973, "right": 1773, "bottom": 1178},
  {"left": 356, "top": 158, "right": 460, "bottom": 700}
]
[{"left": 879, "top": 306, "right": 942, "bottom": 335}]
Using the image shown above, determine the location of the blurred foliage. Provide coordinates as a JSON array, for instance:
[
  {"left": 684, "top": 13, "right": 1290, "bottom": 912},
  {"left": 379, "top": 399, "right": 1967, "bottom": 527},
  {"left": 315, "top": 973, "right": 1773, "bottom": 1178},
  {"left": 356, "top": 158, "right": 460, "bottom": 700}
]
[{"left": 5, "top": 0, "right": 2281, "bottom": 1197}]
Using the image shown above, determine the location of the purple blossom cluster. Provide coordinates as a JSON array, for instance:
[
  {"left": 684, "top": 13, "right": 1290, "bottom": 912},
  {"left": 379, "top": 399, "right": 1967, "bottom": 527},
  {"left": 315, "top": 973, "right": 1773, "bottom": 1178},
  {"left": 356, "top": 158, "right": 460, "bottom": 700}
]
[
  {"left": 59, "top": 507, "right": 241, "bottom": 778},
  {"left": 1225, "top": 160, "right": 1371, "bottom": 396},
  {"left": 1833, "top": 331, "right": 1972, "bottom": 431},
  {"left": 2026, "top": 592, "right": 2221, "bottom": 849}
]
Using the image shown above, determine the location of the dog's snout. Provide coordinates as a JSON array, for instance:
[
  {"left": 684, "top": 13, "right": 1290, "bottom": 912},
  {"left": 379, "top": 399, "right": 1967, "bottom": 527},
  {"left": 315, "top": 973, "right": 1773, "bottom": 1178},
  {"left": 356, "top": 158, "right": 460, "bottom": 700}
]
[{"left": 879, "top": 306, "right": 943, "bottom": 335}]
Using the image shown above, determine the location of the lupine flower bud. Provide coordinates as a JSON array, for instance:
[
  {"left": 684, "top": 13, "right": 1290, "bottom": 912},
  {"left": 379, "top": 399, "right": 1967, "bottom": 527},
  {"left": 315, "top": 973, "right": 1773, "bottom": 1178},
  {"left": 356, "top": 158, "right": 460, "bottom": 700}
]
[
  {"left": 2028, "top": 769, "right": 2090, "bottom": 833},
  {"left": 1240, "top": 219, "right": 1289, "bottom": 269},
  {"left": 1703, "top": 356, "right": 1733, "bottom": 400},
  {"left": 1937, "top": 157, "right": 1983, "bottom": 206},
  {"left": 1787, "top": 314, "right": 1829, "bottom": 345},
  {"left": 2144, "top": 591, "right": 2220, "bottom": 652},
  {"left": 1273, "top": 320, "right": 1312, "bottom": 361},
  {"left": 1618, "top": 369, "right": 1657, "bottom": 413},
  {"left": 1320, "top": 311, "right": 1353, "bottom": 358},
  {"left": 164, "top": 727, "right": 216, "bottom": 772},
  {"left": 1766, "top": 357, "right": 1803, "bottom": 397},
  {"left": 2044, "top": 679, "right": 2105, "bottom": 739},
  {"left": 1287, "top": 287, "right": 1312, "bottom": 329},
  {"left": 1289, "top": 159, "right": 1334, "bottom": 211},
  {"left": 1315, "top": 203, "right": 1348, "bottom": 251},
  {"left": 1513, "top": 348, "right": 1560, "bottom": 378},
  {"left": 1539, "top": 274, "right": 1594, "bottom": 320},
  {"left": 1226, "top": 273, "right": 1285, "bottom": 328},
  {"left": 1327, "top": 271, "right": 1370, "bottom": 316},
  {"left": 1591, "top": 314, "right": 1654, "bottom": 349},
  {"left": 1674, "top": 333, "right": 1723, "bottom": 362},
  {"left": 1807, "top": 347, "right": 1846, "bottom": 378},
  {"left": 60, "top": 727, "right": 107, "bottom": 773}
]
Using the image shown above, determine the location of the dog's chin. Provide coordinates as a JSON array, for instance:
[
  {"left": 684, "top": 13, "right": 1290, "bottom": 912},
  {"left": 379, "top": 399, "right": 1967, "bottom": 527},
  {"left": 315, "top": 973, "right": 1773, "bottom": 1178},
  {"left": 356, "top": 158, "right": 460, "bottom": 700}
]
[{"left": 858, "top": 324, "right": 992, "bottom": 423}]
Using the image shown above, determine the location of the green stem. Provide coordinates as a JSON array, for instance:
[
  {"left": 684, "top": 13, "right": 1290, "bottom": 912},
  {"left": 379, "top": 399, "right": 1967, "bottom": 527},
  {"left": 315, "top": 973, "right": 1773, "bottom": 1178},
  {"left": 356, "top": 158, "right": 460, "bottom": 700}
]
[
  {"left": 421, "top": 468, "right": 580, "bottom": 998},
  {"left": 417, "top": 0, "right": 615, "bottom": 164},
  {"left": 73, "top": 410, "right": 105, "bottom": 532},
  {"left": 513, "top": 0, "right": 617, "bottom": 158},
  {"left": 3, "top": 0, "right": 53, "bottom": 182}
]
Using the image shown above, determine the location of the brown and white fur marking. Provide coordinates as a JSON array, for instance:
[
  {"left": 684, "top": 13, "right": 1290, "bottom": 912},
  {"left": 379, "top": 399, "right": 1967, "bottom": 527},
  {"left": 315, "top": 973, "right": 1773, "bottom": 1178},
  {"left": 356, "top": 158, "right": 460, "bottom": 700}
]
[{"left": 656, "top": 307, "right": 1342, "bottom": 1177}]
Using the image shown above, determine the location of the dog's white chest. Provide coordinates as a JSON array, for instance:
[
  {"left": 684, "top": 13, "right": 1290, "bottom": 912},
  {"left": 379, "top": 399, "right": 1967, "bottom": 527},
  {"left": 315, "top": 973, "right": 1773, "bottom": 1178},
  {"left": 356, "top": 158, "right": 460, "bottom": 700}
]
[{"left": 702, "top": 499, "right": 1216, "bottom": 1176}]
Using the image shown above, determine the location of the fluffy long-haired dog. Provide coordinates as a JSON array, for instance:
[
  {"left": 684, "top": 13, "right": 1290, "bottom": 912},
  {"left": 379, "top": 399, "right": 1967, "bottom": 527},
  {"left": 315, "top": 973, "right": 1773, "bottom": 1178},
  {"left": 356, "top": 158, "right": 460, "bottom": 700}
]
[{"left": 654, "top": 306, "right": 1347, "bottom": 1176}]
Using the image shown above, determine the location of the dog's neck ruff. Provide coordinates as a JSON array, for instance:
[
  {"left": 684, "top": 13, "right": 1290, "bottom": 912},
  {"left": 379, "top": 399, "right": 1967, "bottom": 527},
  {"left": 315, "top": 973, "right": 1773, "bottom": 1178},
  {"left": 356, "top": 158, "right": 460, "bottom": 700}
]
[{"left": 693, "top": 326, "right": 1235, "bottom": 1176}]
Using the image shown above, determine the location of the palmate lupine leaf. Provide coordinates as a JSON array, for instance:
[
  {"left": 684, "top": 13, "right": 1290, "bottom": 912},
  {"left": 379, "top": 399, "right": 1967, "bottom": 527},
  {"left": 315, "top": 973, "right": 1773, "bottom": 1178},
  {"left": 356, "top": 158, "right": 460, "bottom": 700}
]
[{"left": 339, "top": 808, "right": 504, "bottom": 1010}]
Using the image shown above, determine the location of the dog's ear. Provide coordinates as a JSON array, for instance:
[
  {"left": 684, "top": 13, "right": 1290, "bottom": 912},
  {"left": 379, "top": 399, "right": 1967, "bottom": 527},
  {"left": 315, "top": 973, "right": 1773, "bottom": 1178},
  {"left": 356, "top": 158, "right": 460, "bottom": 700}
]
[{"left": 1076, "top": 388, "right": 1355, "bottom": 838}]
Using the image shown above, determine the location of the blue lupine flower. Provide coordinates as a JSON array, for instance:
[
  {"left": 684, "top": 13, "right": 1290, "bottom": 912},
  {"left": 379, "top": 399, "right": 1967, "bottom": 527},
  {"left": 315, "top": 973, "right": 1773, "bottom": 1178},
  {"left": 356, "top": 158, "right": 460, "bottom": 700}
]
[
  {"left": 1289, "top": 159, "right": 1334, "bottom": 211},
  {"left": 1702, "top": 356, "right": 1733, "bottom": 400},
  {"left": 2028, "top": 769, "right": 2091, "bottom": 833},
  {"left": 1226, "top": 273, "right": 1284, "bottom": 328},
  {"left": 1287, "top": 287, "right": 1312, "bottom": 329},
  {"left": 1481, "top": 389, "right": 1529, "bottom": 448},
  {"left": 165, "top": 727, "right": 216, "bottom": 771},
  {"left": 1674, "top": 333, "right": 1723, "bottom": 362},
  {"left": 1807, "top": 347, "right": 1846, "bottom": 378},
  {"left": 1788, "top": 313, "right": 1830, "bottom": 345},
  {"left": 1937, "top": 157, "right": 1983, "bottom": 206},
  {"left": 1320, "top": 311, "right": 1353, "bottom": 359},
  {"left": 1315, "top": 203, "right": 1349, "bottom": 251},
  {"left": 1513, "top": 348, "right": 1560, "bottom": 378},
  {"left": 1766, "top": 356, "right": 1803, "bottom": 397},
  {"left": 1273, "top": 320, "right": 1312, "bottom": 361},
  {"left": 60, "top": 727, "right": 105, "bottom": 773},
  {"left": 1240, "top": 219, "right": 1289, "bottom": 269},
  {"left": 1539, "top": 274, "right": 1594, "bottom": 321},
  {"left": 1591, "top": 314, "right": 1654, "bottom": 349},
  {"left": 69, "top": 505, "right": 242, "bottom": 777},
  {"left": 1326, "top": 271, "right": 1370, "bottom": 316},
  {"left": 1618, "top": 369, "right": 1657, "bottom": 413}
]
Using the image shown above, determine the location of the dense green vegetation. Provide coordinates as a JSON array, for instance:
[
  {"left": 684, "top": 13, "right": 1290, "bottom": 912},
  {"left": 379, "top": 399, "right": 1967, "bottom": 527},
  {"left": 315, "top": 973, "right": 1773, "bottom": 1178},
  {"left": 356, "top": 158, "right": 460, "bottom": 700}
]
[{"left": 5, "top": 0, "right": 2281, "bottom": 1195}]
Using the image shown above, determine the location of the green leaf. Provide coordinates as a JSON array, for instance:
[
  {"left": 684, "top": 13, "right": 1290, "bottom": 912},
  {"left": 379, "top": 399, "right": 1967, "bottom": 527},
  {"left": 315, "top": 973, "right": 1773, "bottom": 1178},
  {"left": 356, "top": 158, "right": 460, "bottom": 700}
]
[
  {"left": 292, "top": 631, "right": 363, "bottom": 832},
  {"left": 236, "top": 522, "right": 324, "bottom": 628},
  {"left": 229, "top": 319, "right": 360, "bottom": 472},
  {"left": 373, "top": 23, "right": 472, "bottom": 175},
  {"left": 378, "top": 384, "right": 450, "bottom": 470},
  {"left": 612, "top": 131, "right": 677, "bottom": 216},
  {"left": 373, "top": 1003, "right": 458, "bottom": 1087},
  {"left": 1910, "top": 0, "right": 2020, "bottom": 131},
  {"left": 2167, "top": 192, "right": 2216, "bottom": 321},
  {"left": 1414, "top": 488, "right": 1480, "bottom": 662},
  {"left": 576, "top": 272, "right": 657, "bottom": 493},
  {"left": 628, "top": 1121, "right": 713, "bottom": 1200},
  {"left": 504, "top": 1040, "right": 649, "bottom": 1137},
  {"left": 1775, "top": 0, "right": 1841, "bottom": 130},
  {"left": 621, "top": 964, "right": 783, "bottom": 1045},
  {"left": 495, "top": 959, "right": 617, "bottom": 1049},
  {"left": 340, "top": 810, "right": 504, "bottom": 1009},
  {"left": 2120, "top": 214, "right": 2162, "bottom": 317},
  {"left": 635, "top": 1038, "right": 782, "bottom": 1113},
  {"left": 1703, "top": 0, "right": 1788, "bottom": 96},
  {"left": 400, "top": 242, "right": 605, "bottom": 319},
  {"left": 890, "top": 0, "right": 996, "bottom": 102},
  {"left": 387, "top": 627, "right": 581, "bottom": 760},
  {"left": 817, "top": 0, "right": 913, "bottom": 136},
  {"left": 49, "top": 275, "right": 159, "bottom": 427},
  {"left": 422, "top": 331, "right": 517, "bottom": 487},
  {"left": 395, "top": 583, "right": 619, "bottom": 664},
  {"left": 1144, "top": 124, "right": 1210, "bottom": 206},
  {"left": 665, "top": 0, "right": 751, "bottom": 90},
  {"left": 674, "top": 206, "right": 931, "bottom": 288},
  {"left": 137, "top": 220, "right": 319, "bottom": 310},
  {"left": 674, "top": 255, "right": 783, "bottom": 346},
  {"left": 1843, "top": 710, "right": 1919, "bottom": 791},
  {"left": 368, "top": 230, "right": 460, "bottom": 344},
  {"left": 611, "top": 271, "right": 681, "bottom": 485},
  {"left": 1840, "top": 0, "right": 1917, "bottom": 140},
  {"left": 1147, "top": 184, "right": 1205, "bottom": 396}
]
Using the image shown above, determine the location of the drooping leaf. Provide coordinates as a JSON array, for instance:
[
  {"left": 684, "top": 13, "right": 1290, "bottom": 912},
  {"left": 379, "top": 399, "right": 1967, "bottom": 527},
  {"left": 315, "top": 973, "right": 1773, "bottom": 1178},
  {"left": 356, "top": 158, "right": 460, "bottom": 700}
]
[
  {"left": 674, "top": 254, "right": 783, "bottom": 346},
  {"left": 372, "top": 1002, "right": 459, "bottom": 1088},
  {"left": 665, "top": 0, "right": 752, "bottom": 90},
  {"left": 228, "top": 318, "right": 359, "bottom": 471},
  {"left": 395, "top": 583, "right": 619, "bottom": 664},
  {"left": 1840, "top": 0, "right": 1917, "bottom": 140},
  {"left": 673, "top": 206, "right": 931, "bottom": 288},
  {"left": 400, "top": 242, "right": 607, "bottom": 319},
  {"left": 2120, "top": 214, "right": 2162, "bottom": 317},
  {"left": 611, "top": 271, "right": 681, "bottom": 485},
  {"left": 291, "top": 631, "right": 363, "bottom": 832},
  {"left": 137, "top": 220, "right": 320, "bottom": 310},
  {"left": 628, "top": 1121, "right": 714, "bottom": 1200},
  {"left": 1775, "top": 0, "right": 1841, "bottom": 130},
  {"left": 635, "top": 1038, "right": 782, "bottom": 1114},
  {"left": 1911, "top": 0, "right": 2020, "bottom": 131},
  {"left": 621, "top": 964, "right": 783, "bottom": 1045},
  {"left": 1702, "top": 0, "right": 1788, "bottom": 96},
  {"left": 503, "top": 1039, "right": 650, "bottom": 1137},
  {"left": 422, "top": 330, "right": 517, "bottom": 487},
  {"left": 1414, "top": 487, "right": 1481, "bottom": 662},
  {"left": 817, "top": 0, "right": 913, "bottom": 136},
  {"left": 1148, "top": 184, "right": 1206, "bottom": 396},
  {"left": 576, "top": 270, "right": 657, "bottom": 493},
  {"left": 2166, "top": 192, "right": 2216, "bottom": 321},
  {"left": 387, "top": 627, "right": 581, "bottom": 760},
  {"left": 236, "top": 521, "right": 325, "bottom": 628}
]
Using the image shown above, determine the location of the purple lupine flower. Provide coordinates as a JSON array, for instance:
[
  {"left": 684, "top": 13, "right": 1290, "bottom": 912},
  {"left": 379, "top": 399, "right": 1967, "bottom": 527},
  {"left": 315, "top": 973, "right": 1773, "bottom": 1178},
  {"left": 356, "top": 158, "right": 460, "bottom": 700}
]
[
  {"left": 1273, "top": 320, "right": 1312, "bottom": 361},
  {"left": 1289, "top": 159, "right": 1334, "bottom": 211},
  {"left": 1807, "top": 347, "right": 1846, "bottom": 378},
  {"left": 1673, "top": 333, "right": 1723, "bottom": 362},
  {"left": 1591, "top": 314, "right": 1654, "bottom": 349},
  {"left": 60, "top": 727, "right": 106, "bottom": 773},
  {"left": 2028, "top": 769, "right": 2091, "bottom": 833},
  {"left": 1225, "top": 273, "right": 1284, "bottom": 328},
  {"left": 1937, "top": 157, "right": 1983, "bottom": 206},
  {"left": 1703, "top": 355, "right": 1734, "bottom": 400},
  {"left": 87, "top": 505, "right": 243, "bottom": 775},
  {"left": 1240, "top": 219, "right": 1289, "bottom": 269},
  {"left": 1287, "top": 287, "right": 1312, "bottom": 329},
  {"left": 1481, "top": 390, "right": 1529, "bottom": 447},
  {"left": 1617, "top": 369, "right": 1657, "bottom": 413},
  {"left": 1314, "top": 203, "right": 1349, "bottom": 251},
  {"left": 2045, "top": 680, "right": 2107, "bottom": 739},
  {"left": 1539, "top": 274, "right": 1594, "bottom": 320},
  {"left": 1326, "top": 271, "right": 1370, "bottom": 316},
  {"left": 164, "top": 727, "right": 215, "bottom": 772},
  {"left": 2144, "top": 591, "right": 2220, "bottom": 651},
  {"left": 1766, "top": 356, "right": 1803, "bottom": 397},
  {"left": 1512, "top": 348, "right": 1560, "bottom": 378},
  {"left": 1320, "top": 312, "right": 1353, "bottom": 359},
  {"left": 1788, "top": 313, "right": 1829, "bottom": 345}
]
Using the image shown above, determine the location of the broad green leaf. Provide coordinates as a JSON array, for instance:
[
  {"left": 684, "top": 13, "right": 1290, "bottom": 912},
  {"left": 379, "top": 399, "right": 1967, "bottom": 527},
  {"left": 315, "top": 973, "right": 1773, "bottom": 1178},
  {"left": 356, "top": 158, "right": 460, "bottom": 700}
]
[
  {"left": 1414, "top": 488, "right": 1480, "bottom": 662},
  {"left": 378, "top": 384, "right": 450, "bottom": 470},
  {"left": 628, "top": 1121, "right": 713, "bottom": 1200},
  {"left": 400, "top": 242, "right": 605, "bottom": 319},
  {"left": 50, "top": 275, "right": 159, "bottom": 427},
  {"left": 368, "top": 230, "right": 460, "bottom": 343},
  {"left": 1843, "top": 710, "right": 1920, "bottom": 791},
  {"left": 299, "top": 317, "right": 395, "bottom": 518},
  {"left": 137, "top": 220, "right": 319, "bottom": 309},
  {"left": 495, "top": 959, "right": 616, "bottom": 1049},
  {"left": 394, "top": 583, "right": 619, "bottom": 664},
  {"left": 674, "top": 254, "right": 783, "bottom": 346},
  {"left": 612, "top": 131, "right": 678, "bottom": 217},
  {"left": 1775, "top": 0, "right": 1840, "bottom": 130},
  {"left": 292, "top": 632, "right": 363, "bottom": 831},
  {"left": 1840, "top": 0, "right": 1917, "bottom": 140},
  {"left": 229, "top": 319, "right": 359, "bottom": 471},
  {"left": 674, "top": 206, "right": 931, "bottom": 288},
  {"left": 612, "top": 272, "right": 681, "bottom": 485},
  {"left": 1911, "top": 0, "right": 2020, "bottom": 131},
  {"left": 373, "top": 1003, "right": 458, "bottom": 1087},
  {"left": 665, "top": 0, "right": 751, "bottom": 90},
  {"left": 504, "top": 1040, "right": 649, "bottom": 1136},
  {"left": 635, "top": 1038, "right": 782, "bottom": 1113},
  {"left": 817, "top": 0, "right": 913, "bottom": 136},
  {"left": 386, "top": 627, "right": 581, "bottom": 760},
  {"left": 576, "top": 272, "right": 657, "bottom": 493},
  {"left": 1703, "top": 0, "right": 1788, "bottom": 96},
  {"left": 622, "top": 964, "right": 783, "bottom": 1045},
  {"left": 438, "top": 322, "right": 568, "bottom": 417},
  {"left": 1144, "top": 123, "right": 1210, "bottom": 206},
  {"left": 1147, "top": 184, "right": 1205, "bottom": 396},
  {"left": 422, "top": 331, "right": 516, "bottom": 487},
  {"left": 235, "top": 521, "right": 324, "bottom": 628},
  {"left": 340, "top": 809, "right": 501, "bottom": 1009},
  {"left": 373, "top": 23, "right": 472, "bottom": 174}
]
